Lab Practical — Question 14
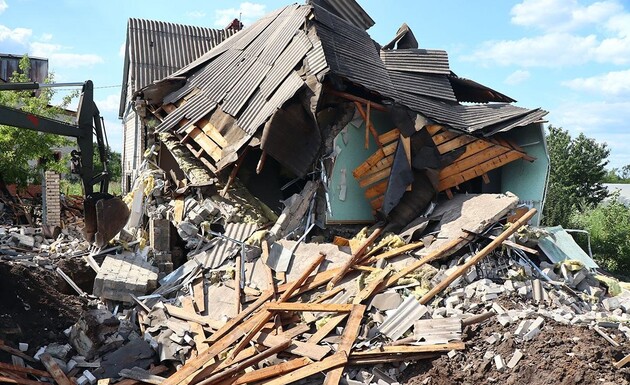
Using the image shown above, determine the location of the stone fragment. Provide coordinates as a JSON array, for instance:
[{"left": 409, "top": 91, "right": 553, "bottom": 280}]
[
  {"left": 507, "top": 349, "right": 524, "bottom": 369},
  {"left": 494, "top": 354, "right": 505, "bottom": 371},
  {"left": 602, "top": 297, "right": 621, "bottom": 311}
]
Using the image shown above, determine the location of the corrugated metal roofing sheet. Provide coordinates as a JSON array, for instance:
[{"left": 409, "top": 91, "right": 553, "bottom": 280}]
[
  {"left": 120, "top": 18, "right": 236, "bottom": 117},
  {"left": 381, "top": 49, "right": 451, "bottom": 75},
  {"left": 378, "top": 296, "right": 429, "bottom": 341},
  {"left": 193, "top": 222, "right": 259, "bottom": 269},
  {"left": 388, "top": 70, "right": 457, "bottom": 102},
  {"left": 309, "top": 0, "right": 375, "bottom": 30}
]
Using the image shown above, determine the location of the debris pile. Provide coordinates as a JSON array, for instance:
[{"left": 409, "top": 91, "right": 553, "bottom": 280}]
[{"left": 1, "top": 0, "right": 630, "bottom": 384}]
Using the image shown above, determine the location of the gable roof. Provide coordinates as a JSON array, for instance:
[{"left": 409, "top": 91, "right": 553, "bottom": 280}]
[{"left": 119, "top": 18, "right": 236, "bottom": 118}]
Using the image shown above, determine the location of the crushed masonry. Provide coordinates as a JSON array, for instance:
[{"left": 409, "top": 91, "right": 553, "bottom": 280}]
[{"left": 1, "top": 0, "right": 629, "bottom": 384}]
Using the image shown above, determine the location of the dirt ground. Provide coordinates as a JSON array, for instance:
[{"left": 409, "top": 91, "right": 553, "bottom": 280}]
[
  {"left": 0, "top": 260, "right": 87, "bottom": 351},
  {"left": 402, "top": 312, "right": 630, "bottom": 385}
]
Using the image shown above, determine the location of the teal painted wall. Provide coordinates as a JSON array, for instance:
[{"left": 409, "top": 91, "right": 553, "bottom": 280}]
[
  {"left": 500, "top": 123, "right": 550, "bottom": 225},
  {"left": 326, "top": 110, "right": 395, "bottom": 223}
]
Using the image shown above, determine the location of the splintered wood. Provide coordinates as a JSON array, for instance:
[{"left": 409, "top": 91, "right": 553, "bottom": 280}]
[{"left": 155, "top": 228, "right": 478, "bottom": 385}]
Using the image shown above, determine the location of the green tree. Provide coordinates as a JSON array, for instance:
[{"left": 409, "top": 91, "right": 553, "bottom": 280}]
[
  {"left": 93, "top": 143, "right": 122, "bottom": 183},
  {"left": 0, "top": 55, "right": 74, "bottom": 187},
  {"left": 542, "top": 125, "right": 610, "bottom": 226},
  {"left": 570, "top": 193, "right": 630, "bottom": 277}
]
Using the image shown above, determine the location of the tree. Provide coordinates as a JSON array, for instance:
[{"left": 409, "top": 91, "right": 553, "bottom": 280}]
[
  {"left": 93, "top": 143, "right": 122, "bottom": 183},
  {"left": 0, "top": 55, "right": 75, "bottom": 187},
  {"left": 542, "top": 125, "right": 610, "bottom": 226}
]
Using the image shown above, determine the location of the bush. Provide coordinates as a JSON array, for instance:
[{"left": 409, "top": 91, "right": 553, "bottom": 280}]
[{"left": 570, "top": 194, "right": 630, "bottom": 275}]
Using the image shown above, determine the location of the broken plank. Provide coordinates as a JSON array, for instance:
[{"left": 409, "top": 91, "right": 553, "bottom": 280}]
[
  {"left": 614, "top": 352, "right": 630, "bottom": 369},
  {"left": 115, "top": 366, "right": 169, "bottom": 385},
  {"left": 424, "top": 124, "right": 444, "bottom": 135},
  {"left": 264, "top": 353, "right": 348, "bottom": 385},
  {"left": 307, "top": 314, "right": 348, "bottom": 344},
  {"left": 232, "top": 357, "right": 312, "bottom": 385},
  {"left": 358, "top": 166, "right": 392, "bottom": 189},
  {"left": 0, "top": 342, "right": 34, "bottom": 363},
  {"left": 200, "top": 121, "right": 229, "bottom": 148},
  {"left": 439, "top": 150, "right": 525, "bottom": 191},
  {"left": 364, "top": 180, "right": 388, "bottom": 200},
  {"left": 265, "top": 303, "right": 353, "bottom": 313},
  {"left": 437, "top": 135, "right": 477, "bottom": 154},
  {"left": 366, "top": 241, "right": 424, "bottom": 263},
  {"left": 431, "top": 130, "right": 460, "bottom": 145},
  {"left": 419, "top": 208, "right": 537, "bottom": 305},
  {"left": 181, "top": 297, "right": 207, "bottom": 354},
  {"left": 352, "top": 142, "right": 398, "bottom": 179},
  {"left": 0, "top": 375, "right": 51, "bottom": 385},
  {"left": 378, "top": 128, "right": 401, "bottom": 145},
  {"left": 192, "top": 278, "right": 206, "bottom": 314},
  {"left": 0, "top": 363, "right": 50, "bottom": 378},
  {"left": 185, "top": 126, "right": 222, "bottom": 162},
  {"left": 327, "top": 228, "right": 383, "bottom": 290},
  {"left": 256, "top": 333, "right": 331, "bottom": 361},
  {"left": 119, "top": 368, "right": 166, "bottom": 385},
  {"left": 312, "top": 286, "right": 345, "bottom": 304},
  {"left": 348, "top": 353, "right": 437, "bottom": 365},
  {"left": 350, "top": 342, "right": 465, "bottom": 357},
  {"left": 40, "top": 354, "right": 73, "bottom": 385},
  {"left": 323, "top": 304, "right": 366, "bottom": 385},
  {"left": 164, "top": 304, "right": 224, "bottom": 330}
]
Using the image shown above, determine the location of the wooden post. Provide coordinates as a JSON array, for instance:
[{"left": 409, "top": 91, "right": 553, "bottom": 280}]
[{"left": 419, "top": 208, "right": 537, "bottom": 305}]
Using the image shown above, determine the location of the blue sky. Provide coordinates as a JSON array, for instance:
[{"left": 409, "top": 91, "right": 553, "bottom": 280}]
[{"left": 1, "top": 0, "right": 629, "bottom": 169}]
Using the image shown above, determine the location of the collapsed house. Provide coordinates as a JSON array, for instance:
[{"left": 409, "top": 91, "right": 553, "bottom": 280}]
[{"left": 4, "top": 1, "right": 630, "bottom": 385}]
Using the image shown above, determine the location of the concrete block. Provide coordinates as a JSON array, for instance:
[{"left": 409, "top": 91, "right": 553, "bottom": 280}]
[
  {"left": 83, "top": 370, "right": 97, "bottom": 385},
  {"left": 483, "top": 350, "right": 495, "bottom": 360},
  {"left": 514, "top": 320, "right": 531, "bottom": 337},
  {"left": 507, "top": 349, "right": 524, "bottom": 369},
  {"left": 494, "top": 354, "right": 505, "bottom": 371},
  {"left": 77, "top": 375, "right": 89, "bottom": 385},
  {"left": 18, "top": 343, "right": 28, "bottom": 352},
  {"left": 504, "top": 280, "right": 515, "bottom": 292},
  {"left": 447, "top": 350, "right": 458, "bottom": 359},
  {"left": 497, "top": 314, "right": 513, "bottom": 327},
  {"left": 523, "top": 317, "right": 544, "bottom": 341},
  {"left": 602, "top": 297, "right": 621, "bottom": 311}
]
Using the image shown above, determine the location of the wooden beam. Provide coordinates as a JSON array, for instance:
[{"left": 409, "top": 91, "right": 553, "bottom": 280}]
[
  {"left": 230, "top": 253, "right": 327, "bottom": 359},
  {"left": 379, "top": 129, "right": 400, "bottom": 144},
  {"left": 0, "top": 363, "right": 49, "bottom": 378},
  {"left": 350, "top": 342, "right": 465, "bottom": 357},
  {"left": 439, "top": 150, "right": 525, "bottom": 191},
  {"left": 353, "top": 142, "right": 398, "bottom": 179},
  {"left": 439, "top": 145, "right": 509, "bottom": 180},
  {"left": 232, "top": 358, "right": 311, "bottom": 385},
  {"left": 354, "top": 102, "right": 382, "bottom": 149},
  {"left": 365, "top": 241, "right": 424, "bottom": 264},
  {"left": 325, "top": 88, "right": 387, "bottom": 111},
  {"left": 419, "top": 209, "right": 537, "bottom": 304},
  {"left": 364, "top": 180, "right": 388, "bottom": 200},
  {"left": 311, "top": 286, "right": 345, "bottom": 304},
  {"left": 431, "top": 130, "right": 460, "bottom": 145},
  {"left": 323, "top": 305, "right": 366, "bottom": 385},
  {"left": 263, "top": 353, "right": 348, "bottom": 385},
  {"left": 437, "top": 135, "right": 476, "bottom": 154},
  {"left": 192, "top": 278, "right": 206, "bottom": 314},
  {"left": 352, "top": 270, "right": 391, "bottom": 304},
  {"left": 181, "top": 297, "right": 207, "bottom": 355},
  {"left": 614, "top": 352, "right": 630, "bottom": 369},
  {"left": 265, "top": 303, "right": 353, "bottom": 313},
  {"left": 307, "top": 314, "right": 348, "bottom": 344},
  {"left": 164, "top": 304, "right": 224, "bottom": 330},
  {"left": 327, "top": 228, "right": 383, "bottom": 290},
  {"left": 40, "top": 354, "right": 73, "bottom": 385}
]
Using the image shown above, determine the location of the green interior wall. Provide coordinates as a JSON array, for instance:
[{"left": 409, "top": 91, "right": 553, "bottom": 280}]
[
  {"left": 500, "top": 123, "right": 550, "bottom": 225},
  {"left": 326, "top": 110, "right": 396, "bottom": 224}
]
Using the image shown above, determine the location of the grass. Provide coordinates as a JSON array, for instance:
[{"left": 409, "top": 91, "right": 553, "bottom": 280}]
[{"left": 60, "top": 180, "right": 122, "bottom": 196}]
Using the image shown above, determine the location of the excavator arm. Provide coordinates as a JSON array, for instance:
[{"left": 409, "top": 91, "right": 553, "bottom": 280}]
[{"left": 0, "top": 80, "right": 130, "bottom": 247}]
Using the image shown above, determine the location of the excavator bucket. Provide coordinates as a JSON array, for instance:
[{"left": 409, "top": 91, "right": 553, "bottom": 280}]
[{"left": 83, "top": 194, "right": 130, "bottom": 248}]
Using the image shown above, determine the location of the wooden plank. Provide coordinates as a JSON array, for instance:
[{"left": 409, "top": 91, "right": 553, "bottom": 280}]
[
  {"left": 350, "top": 342, "right": 465, "bottom": 357},
  {"left": 439, "top": 150, "right": 525, "bottom": 191},
  {"left": 439, "top": 144, "right": 509, "bottom": 180},
  {"left": 369, "top": 195, "right": 385, "bottom": 211},
  {"left": 358, "top": 155, "right": 394, "bottom": 184},
  {"left": 40, "top": 354, "right": 73, "bottom": 385},
  {"left": 232, "top": 358, "right": 312, "bottom": 385},
  {"left": 379, "top": 129, "right": 401, "bottom": 145},
  {"left": 352, "top": 142, "right": 398, "bottom": 179},
  {"left": 614, "top": 352, "right": 630, "bottom": 369},
  {"left": 366, "top": 241, "right": 424, "bottom": 263},
  {"left": 312, "top": 286, "right": 345, "bottom": 304},
  {"left": 323, "top": 305, "right": 366, "bottom": 385},
  {"left": 186, "top": 126, "right": 222, "bottom": 162},
  {"left": 235, "top": 254, "right": 242, "bottom": 315},
  {"left": 181, "top": 297, "right": 207, "bottom": 355},
  {"left": 115, "top": 366, "right": 169, "bottom": 385},
  {"left": 164, "top": 304, "right": 224, "bottom": 330},
  {"left": 261, "top": 240, "right": 277, "bottom": 300},
  {"left": 192, "top": 278, "right": 206, "bottom": 314},
  {"left": 358, "top": 168, "right": 391, "bottom": 188},
  {"left": 419, "top": 209, "right": 536, "bottom": 304},
  {"left": 0, "top": 342, "right": 34, "bottom": 363},
  {"left": 354, "top": 102, "right": 382, "bottom": 149},
  {"left": 349, "top": 353, "right": 437, "bottom": 365},
  {"left": 327, "top": 228, "right": 383, "bottom": 290},
  {"left": 256, "top": 333, "right": 331, "bottom": 361},
  {"left": 0, "top": 375, "right": 51, "bottom": 385},
  {"left": 431, "top": 130, "right": 460, "bottom": 145},
  {"left": 263, "top": 353, "right": 347, "bottom": 385},
  {"left": 445, "top": 139, "right": 496, "bottom": 164},
  {"left": 325, "top": 88, "right": 388, "bottom": 111},
  {"left": 265, "top": 303, "right": 353, "bottom": 313},
  {"left": 229, "top": 253, "right": 327, "bottom": 359},
  {"left": 200, "top": 121, "right": 229, "bottom": 148},
  {"left": 436, "top": 134, "right": 476, "bottom": 154},
  {"left": 364, "top": 180, "right": 388, "bottom": 200},
  {"left": 196, "top": 340, "right": 292, "bottom": 385},
  {"left": 424, "top": 124, "right": 444, "bottom": 135},
  {"left": 119, "top": 368, "right": 166, "bottom": 385},
  {"left": 0, "top": 363, "right": 50, "bottom": 378},
  {"left": 307, "top": 314, "right": 348, "bottom": 344}
]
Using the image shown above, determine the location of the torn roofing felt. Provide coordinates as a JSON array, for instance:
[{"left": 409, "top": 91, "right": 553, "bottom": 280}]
[{"left": 139, "top": 0, "right": 547, "bottom": 177}]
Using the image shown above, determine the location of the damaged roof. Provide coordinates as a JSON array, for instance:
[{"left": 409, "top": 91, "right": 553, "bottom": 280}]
[
  {"left": 119, "top": 18, "right": 237, "bottom": 118},
  {"left": 143, "top": 0, "right": 547, "bottom": 172}
]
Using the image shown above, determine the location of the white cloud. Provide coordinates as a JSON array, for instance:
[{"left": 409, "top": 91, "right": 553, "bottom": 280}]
[
  {"left": 187, "top": 10, "right": 206, "bottom": 19},
  {"left": 466, "top": 33, "right": 598, "bottom": 67},
  {"left": 467, "top": 0, "right": 630, "bottom": 67},
  {"left": 30, "top": 41, "right": 103, "bottom": 69},
  {"left": 39, "top": 33, "right": 53, "bottom": 42},
  {"left": 0, "top": 0, "right": 7, "bottom": 14},
  {"left": 0, "top": 25, "right": 32, "bottom": 45},
  {"left": 214, "top": 2, "right": 266, "bottom": 28},
  {"left": 504, "top": 69, "right": 531, "bottom": 85},
  {"left": 96, "top": 94, "right": 121, "bottom": 113},
  {"left": 563, "top": 69, "right": 630, "bottom": 96},
  {"left": 511, "top": 0, "right": 622, "bottom": 32}
]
